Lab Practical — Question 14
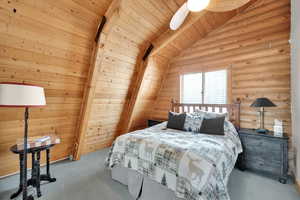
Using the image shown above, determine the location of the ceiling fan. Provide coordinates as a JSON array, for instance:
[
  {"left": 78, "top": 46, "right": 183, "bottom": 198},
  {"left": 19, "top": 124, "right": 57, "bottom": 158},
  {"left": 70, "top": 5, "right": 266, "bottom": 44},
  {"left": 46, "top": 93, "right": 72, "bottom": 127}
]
[{"left": 170, "top": 0, "right": 250, "bottom": 30}]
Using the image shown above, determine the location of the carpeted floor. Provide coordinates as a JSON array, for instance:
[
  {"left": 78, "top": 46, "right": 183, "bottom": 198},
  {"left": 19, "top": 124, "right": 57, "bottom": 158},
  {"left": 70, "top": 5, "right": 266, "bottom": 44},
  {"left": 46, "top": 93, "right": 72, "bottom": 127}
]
[{"left": 0, "top": 149, "right": 299, "bottom": 200}]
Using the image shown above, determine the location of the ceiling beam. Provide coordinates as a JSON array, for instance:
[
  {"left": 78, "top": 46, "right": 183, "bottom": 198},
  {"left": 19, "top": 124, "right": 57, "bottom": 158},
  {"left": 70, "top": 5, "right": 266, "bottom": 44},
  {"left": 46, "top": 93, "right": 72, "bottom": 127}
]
[{"left": 150, "top": 11, "right": 207, "bottom": 57}]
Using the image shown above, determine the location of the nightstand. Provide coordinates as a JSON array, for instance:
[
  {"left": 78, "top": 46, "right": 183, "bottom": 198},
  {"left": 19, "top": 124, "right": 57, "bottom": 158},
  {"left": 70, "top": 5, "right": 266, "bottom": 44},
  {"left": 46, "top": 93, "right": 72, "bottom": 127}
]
[
  {"left": 237, "top": 128, "right": 289, "bottom": 184},
  {"left": 147, "top": 119, "right": 163, "bottom": 127}
]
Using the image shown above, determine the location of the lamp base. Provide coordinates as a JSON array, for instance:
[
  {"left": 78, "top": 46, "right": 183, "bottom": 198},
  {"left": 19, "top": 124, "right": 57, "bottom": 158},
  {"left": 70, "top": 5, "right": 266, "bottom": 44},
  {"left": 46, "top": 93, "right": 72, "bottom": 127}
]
[{"left": 256, "top": 129, "right": 269, "bottom": 134}]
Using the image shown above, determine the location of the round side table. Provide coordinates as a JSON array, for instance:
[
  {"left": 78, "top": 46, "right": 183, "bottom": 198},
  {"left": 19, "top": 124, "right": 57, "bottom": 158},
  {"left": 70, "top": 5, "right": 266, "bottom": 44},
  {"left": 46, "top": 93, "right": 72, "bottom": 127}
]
[{"left": 10, "top": 144, "right": 56, "bottom": 199}]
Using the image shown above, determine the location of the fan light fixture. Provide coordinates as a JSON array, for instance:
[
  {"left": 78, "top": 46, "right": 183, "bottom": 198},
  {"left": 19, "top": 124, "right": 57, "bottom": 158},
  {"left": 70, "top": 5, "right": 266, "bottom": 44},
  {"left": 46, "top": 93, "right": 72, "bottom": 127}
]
[
  {"left": 187, "top": 0, "right": 210, "bottom": 12},
  {"left": 169, "top": 0, "right": 251, "bottom": 31}
]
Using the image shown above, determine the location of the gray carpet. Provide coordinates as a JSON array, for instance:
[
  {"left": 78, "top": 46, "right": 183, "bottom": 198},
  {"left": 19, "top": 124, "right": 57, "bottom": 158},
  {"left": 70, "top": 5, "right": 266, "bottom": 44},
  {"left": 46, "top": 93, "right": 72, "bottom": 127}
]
[{"left": 0, "top": 149, "right": 299, "bottom": 200}]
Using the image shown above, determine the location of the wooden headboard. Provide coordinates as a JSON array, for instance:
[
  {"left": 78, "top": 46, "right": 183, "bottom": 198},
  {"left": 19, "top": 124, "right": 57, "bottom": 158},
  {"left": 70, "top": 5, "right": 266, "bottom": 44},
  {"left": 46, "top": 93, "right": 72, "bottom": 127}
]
[{"left": 171, "top": 100, "right": 241, "bottom": 129}]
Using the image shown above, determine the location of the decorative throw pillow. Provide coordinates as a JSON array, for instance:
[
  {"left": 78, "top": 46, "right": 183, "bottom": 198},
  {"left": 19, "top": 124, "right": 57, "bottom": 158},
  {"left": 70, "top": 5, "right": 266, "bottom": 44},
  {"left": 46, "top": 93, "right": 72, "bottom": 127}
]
[
  {"left": 199, "top": 116, "right": 225, "bottom": 135},
  {"left": 194, "top": 109, "right": 228, "bottom": 119},
  {"left": 183, "top": 113, "right": 204, "bottom": 133},
  {"left": 167, "top": 112, "right": 186, "bottom": 130}
]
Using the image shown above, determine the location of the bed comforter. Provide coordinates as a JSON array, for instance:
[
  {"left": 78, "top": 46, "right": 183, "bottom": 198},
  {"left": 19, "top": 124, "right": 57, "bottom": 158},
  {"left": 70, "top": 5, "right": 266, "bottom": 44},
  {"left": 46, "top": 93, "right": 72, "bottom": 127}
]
[{"left": 106, "top": 121, "right": 242, "bottom": 200}]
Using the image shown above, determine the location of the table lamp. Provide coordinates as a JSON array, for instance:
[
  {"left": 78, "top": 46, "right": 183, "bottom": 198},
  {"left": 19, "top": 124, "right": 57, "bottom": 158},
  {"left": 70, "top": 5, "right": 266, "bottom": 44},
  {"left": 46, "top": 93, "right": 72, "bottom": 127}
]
[
  {"left": 0, "top": 83, "right": 46, "bottom": 200},
  {"left": 250, "top": 97, "right": 276, "bottom": 133}
]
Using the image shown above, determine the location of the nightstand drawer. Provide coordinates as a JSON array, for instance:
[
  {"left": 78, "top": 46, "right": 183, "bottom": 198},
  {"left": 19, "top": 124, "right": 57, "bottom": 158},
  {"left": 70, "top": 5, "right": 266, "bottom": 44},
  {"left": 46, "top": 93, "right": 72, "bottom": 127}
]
[
  {"left": 241, "top": 136, "right": 281, "bottom": 152},
  {"left": 244, "top": 150, "right": 282, "bottom": 163},
  {"left": 244, "top": 158, "right": 282, "bottom": 175}
]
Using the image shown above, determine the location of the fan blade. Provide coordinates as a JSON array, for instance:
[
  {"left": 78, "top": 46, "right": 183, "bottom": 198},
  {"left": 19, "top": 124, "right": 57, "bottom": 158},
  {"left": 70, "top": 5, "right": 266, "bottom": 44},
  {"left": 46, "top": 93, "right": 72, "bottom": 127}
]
[
  {"left": 206, "top": 0, "right": 251, "bottom": 12},
  {"left": 170, "top": 3, "right": 190, "bottom": 30}
]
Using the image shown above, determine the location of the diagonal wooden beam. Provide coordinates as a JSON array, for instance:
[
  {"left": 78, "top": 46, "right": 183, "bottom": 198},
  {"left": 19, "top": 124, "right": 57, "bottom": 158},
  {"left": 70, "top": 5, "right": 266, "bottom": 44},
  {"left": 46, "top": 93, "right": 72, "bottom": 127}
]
[
  {"left": 73, "top": 0, "right": 121, "bottom": 161},
  {"left": 122, "top": 43, "right": 154, "bottom": 133},
  {"left": 150, "top": 11, "right": 207, "bottom": 57}
]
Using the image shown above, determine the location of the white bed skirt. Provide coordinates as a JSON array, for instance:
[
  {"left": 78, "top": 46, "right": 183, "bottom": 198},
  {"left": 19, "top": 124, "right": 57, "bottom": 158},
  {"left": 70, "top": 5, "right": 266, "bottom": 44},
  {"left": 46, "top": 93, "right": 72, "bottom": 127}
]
[{"left": 111, "top": 165, "right": 184, "bottom": 200}]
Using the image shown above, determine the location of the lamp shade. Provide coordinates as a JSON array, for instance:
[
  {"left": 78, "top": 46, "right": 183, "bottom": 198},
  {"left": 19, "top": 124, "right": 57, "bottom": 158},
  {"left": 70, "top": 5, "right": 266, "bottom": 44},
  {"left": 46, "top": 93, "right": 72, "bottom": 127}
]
[
  {"left": 250, "top": 98, "right": 276, "bottom": 108},
  {"left": 0, "top": 83, "right": 46, "bottom": 107}
]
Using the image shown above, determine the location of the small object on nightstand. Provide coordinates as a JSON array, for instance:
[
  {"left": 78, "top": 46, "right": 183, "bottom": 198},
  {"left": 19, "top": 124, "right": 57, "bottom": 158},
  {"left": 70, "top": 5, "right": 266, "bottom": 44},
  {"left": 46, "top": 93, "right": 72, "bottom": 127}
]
[
  {"left": 250, "top": 97, "right": 276, "bottom": 133},
  {"left": 237, "top": 128, "right": 288, "bottom": 184},
  {"left": 273, "top": 119, "right": 283, "bottom": 137}
]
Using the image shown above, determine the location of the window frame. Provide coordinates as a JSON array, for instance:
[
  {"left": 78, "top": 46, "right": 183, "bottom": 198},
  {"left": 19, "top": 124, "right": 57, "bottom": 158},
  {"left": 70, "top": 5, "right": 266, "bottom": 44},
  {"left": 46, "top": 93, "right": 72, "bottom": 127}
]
[{"left": 180, "top": 69, "right": 229, "bottom": 104}]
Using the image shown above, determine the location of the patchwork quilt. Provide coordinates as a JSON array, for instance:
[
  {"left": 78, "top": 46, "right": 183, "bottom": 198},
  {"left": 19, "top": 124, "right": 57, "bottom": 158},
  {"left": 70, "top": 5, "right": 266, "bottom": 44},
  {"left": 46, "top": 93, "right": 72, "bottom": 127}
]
[{"left": 106, "top": 121, "right": 242, "bottom": 200}]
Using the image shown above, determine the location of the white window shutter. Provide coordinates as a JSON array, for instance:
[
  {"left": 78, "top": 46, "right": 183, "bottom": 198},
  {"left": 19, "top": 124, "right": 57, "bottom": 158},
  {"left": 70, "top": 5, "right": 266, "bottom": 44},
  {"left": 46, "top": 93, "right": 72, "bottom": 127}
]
[
  {"left": 181, "top": 73, "right": 202, "bottom": 103},
  {"left": 204, "top": 70, "right": 227, "bottom": 104}
]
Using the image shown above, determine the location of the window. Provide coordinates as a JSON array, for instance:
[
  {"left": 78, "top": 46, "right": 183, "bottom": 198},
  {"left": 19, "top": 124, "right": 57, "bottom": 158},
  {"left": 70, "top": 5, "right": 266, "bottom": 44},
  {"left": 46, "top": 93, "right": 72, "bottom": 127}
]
[
  {"left": 181, "top": 73, "right": 202, "bottom": 103},
  {"left": 180, "top": 70, "right": 227, "bottom": 104}
]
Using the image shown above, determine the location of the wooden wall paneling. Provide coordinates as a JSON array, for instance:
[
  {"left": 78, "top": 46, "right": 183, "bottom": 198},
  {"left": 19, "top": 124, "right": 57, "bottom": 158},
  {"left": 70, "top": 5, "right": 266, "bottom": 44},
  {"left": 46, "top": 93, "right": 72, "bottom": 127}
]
[
  {"left": 81, "top": 0, "right": 185, "bottom": 154},
  {"left": 149, "top": 62, "right": 172, "bottom": 120},
  {"left": 134, "top": 2, "right": 257, "bottom": 126},
  {"left": 122, "top": 44, "right": 153, "bottom": 132},
  {"left": 152, "top": 0, "right": 291, "bottom": 138},
  {"left": 0, "top": 0, "right": 266, "bottom": 177},
  {"left": 0, "top": 0, "right": 113, "bottom": 176},
  {"left": 73, "top": 0, "right": 121, "bottom": 161},
  {"left": 129, "top": 55, "right": 170, "bottom": 129}
]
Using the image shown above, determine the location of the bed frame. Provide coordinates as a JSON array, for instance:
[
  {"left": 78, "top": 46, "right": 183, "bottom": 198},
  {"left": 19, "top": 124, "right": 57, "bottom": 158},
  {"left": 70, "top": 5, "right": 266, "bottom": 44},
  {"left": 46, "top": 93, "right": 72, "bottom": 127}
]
[{"left": 170, "top": 99, "right": 241, "bottom": 129}]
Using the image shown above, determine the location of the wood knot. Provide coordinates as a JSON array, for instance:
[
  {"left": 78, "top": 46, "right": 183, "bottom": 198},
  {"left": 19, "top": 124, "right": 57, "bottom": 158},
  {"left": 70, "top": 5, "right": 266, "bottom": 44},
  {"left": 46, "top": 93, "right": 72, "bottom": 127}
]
[{"left": 99, "top": 43, "right": 105, "bottom": 48}]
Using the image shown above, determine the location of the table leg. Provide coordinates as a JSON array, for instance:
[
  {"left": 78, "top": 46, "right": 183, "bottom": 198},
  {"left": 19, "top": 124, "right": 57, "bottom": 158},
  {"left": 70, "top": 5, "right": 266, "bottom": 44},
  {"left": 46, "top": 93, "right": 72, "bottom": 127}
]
[
  {"left": 10, "top": 154, "right": 24, "bottom": 199},
  {"left": 36, "top": 151, "right": 41, "bottom": 197},
  {"left": 46, "top": 149, "right": 50, "bottom": 177},
  {"left": 31, "top": 153, "right": 34, "bottom": 178},
  {"left": 27, "top": 152, "right": 35, "bottom": 187},
  {"left": 40, "top": 149, "right": 56, "bottom": 182}
]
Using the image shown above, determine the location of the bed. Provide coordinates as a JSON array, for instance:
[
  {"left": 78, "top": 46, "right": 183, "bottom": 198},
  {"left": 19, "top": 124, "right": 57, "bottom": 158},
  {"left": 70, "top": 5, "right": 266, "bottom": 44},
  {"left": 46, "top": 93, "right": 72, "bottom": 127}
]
[{"left": 106, "top": 101, "right": 242, "bottom": 200}]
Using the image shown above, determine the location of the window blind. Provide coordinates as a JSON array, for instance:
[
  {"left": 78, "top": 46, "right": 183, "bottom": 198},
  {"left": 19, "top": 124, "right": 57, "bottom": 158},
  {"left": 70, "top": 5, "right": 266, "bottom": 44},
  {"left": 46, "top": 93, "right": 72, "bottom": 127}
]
[
  {"left": 204, "top": 70, "right": 227, "bottom": 104},
  {"left": 181, "top": 73, "right": 202, "bottom": 103},
  {"left": 181, "top": 70, "right": 227, "bottom": 104}
]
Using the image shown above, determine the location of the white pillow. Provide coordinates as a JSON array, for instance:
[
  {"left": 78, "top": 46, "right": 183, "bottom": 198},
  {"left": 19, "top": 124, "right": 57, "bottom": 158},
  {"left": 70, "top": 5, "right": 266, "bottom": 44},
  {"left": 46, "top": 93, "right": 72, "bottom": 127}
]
[
  {"left": 183, "top": 112, "right": 204, "bottom": 132},
  {"left": 194, "top": 109, "right": 228, "bottom": 119}
]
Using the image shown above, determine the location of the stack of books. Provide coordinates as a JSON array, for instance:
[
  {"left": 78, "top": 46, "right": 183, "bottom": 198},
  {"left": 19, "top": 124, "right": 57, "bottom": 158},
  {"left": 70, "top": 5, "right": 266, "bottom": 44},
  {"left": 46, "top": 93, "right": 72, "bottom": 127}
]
[{"left": 16, "top": 134, "right": 60, "bottom": 150}]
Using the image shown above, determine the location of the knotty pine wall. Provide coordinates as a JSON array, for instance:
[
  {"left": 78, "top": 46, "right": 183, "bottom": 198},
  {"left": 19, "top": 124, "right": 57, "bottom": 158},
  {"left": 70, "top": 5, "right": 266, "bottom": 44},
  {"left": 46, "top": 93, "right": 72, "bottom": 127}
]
[
  {"left": 151, "top": 0, "right": 291, "bottom": 137},
  {"left": 129, "top": 55, "right": 169, "bottom": 131},
  {"left": 0, "top": 0, "right": 112, "bottom": 176},
  {"left": 81, "top": 0, "right": 186, "bottom": 154},
  {"left": 128, "top": 8, "right": 250, "bottom": 131},
  {"left": 81, "top": 1, "right": 256, "bottom": 155}
]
